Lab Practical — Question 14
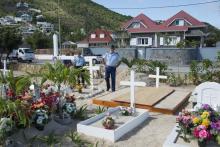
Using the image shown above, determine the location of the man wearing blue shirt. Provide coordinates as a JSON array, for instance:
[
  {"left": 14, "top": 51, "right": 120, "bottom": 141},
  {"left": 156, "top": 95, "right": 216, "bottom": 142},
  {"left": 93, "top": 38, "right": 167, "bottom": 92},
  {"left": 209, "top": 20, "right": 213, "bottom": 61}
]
[
  {"left": 103, "top": 45, "right": 121, "bottom": 92},
  {"left": 73, "top": 50, "right": 85, "bottom": 85}
]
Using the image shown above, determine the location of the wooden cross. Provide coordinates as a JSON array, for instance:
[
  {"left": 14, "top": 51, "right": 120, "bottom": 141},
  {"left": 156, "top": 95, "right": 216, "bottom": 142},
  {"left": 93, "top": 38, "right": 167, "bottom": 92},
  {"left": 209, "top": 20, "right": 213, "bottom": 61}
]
[
  {"left": 84, "top": 57, "right": 100, "bottom": 90},
  {"left": 120, "top": 70, "right": 146, "bottom": 112},
  {"left": 149, "top": 67, "right": 167, "bottom": 88}
]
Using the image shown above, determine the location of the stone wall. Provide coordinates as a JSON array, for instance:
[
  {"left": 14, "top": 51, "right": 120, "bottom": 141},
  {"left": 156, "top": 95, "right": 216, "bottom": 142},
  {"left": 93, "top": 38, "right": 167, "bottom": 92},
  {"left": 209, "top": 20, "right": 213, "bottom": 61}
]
[
  {"left": 11, "top": 63, "right": 43, "bottom": 73},
  {"left": 147, "top": 48, "right": 197, "bottom": 65}
]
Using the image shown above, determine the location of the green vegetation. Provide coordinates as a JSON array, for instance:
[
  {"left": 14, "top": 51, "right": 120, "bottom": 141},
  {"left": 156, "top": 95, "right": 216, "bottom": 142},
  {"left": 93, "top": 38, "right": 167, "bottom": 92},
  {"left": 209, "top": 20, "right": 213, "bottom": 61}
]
[
  {"left": 204, "top": 23, "right": 220, "bottom": 47},
  {"left": 0, "top": 0, "right": 130, "bottom": 41},
  {"left": 0, "top": 26, "right": 22, "bottom": 61},
  {"left": 26, "top": 31, "right": 52, "bottom": 50}
]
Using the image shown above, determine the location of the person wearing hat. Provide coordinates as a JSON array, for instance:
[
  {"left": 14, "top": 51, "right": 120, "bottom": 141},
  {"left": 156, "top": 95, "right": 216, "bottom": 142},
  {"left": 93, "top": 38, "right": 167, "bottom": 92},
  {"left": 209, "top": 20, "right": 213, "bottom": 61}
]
[
  {"left": 102, "top": 45, "right": 121, "bottom": 92},
  {"left": 73, "top": 50, "right": 85, "bottom": 85}
]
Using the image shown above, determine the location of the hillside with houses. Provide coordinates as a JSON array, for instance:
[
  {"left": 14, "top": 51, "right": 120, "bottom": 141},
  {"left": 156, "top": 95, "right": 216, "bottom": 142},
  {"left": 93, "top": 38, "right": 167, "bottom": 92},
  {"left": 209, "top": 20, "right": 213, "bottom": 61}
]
[{"left": 0, "top": 0, "right": 219, "bottom": 51}]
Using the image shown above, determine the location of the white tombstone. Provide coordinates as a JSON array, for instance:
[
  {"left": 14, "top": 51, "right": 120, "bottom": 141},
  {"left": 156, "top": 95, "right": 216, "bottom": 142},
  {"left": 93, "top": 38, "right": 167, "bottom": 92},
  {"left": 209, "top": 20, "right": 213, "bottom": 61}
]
[
  {"left": 120, "top": 70, "right": 146, "bottom": 112},
  {"left": 192, "top": 82, "right": 220, "bottom": 111},
  {"left": 149, "top": 67, "right": 167, "bottom": 88},
  {"left": 53, "top": 33, "right": 59, "bottom": 60},
  {"left": 84, "top": 57, "right": 100, "bottom": 90}
]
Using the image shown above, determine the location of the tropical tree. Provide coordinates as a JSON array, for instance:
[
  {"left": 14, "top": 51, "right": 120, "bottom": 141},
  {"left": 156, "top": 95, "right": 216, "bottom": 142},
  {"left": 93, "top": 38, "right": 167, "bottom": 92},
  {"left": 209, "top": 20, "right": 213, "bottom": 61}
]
[
  {"left": 40, "top": 60, "right": 90, "bottom": 92},
  {"left": 0, "top": 26, "right": 22, "bottom": 63},
  {"left": 25, "top": 31, "right": 52, "bottom": 50}
]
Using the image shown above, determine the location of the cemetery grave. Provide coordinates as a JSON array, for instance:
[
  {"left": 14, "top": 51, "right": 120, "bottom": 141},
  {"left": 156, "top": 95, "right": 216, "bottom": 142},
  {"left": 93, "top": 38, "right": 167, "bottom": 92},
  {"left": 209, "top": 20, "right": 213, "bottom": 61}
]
[{"left": 93, "top": 67, "right": 192, "bottom": 114}]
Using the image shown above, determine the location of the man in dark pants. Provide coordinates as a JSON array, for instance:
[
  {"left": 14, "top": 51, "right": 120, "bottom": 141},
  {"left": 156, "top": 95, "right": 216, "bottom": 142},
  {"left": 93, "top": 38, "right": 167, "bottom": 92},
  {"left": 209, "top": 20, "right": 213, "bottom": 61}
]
[{"left": 103, "top": 45, "right": 121, "bottom": 92}]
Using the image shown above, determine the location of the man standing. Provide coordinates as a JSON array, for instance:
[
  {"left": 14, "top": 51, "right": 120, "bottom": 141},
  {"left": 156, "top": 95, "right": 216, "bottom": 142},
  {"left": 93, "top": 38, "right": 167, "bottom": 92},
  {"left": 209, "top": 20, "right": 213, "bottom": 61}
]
[
  {"left": 103, "top": 45, "right": 121, "bottom": 92},
  {"left": 73, "top": 50, "right": 85, "bottom": 86}
]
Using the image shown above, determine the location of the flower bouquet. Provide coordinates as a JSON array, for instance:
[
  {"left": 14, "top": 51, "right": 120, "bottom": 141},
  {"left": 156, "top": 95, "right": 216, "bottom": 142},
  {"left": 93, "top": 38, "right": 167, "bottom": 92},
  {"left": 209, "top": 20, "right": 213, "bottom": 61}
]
[
  {"left": 102, "top": 114, "right": 115, "bottom": 129},
  {"left": 176, "top": 104, "right": 220, "bottom": 146},
  {"left": 120, "top": 107, "right": 132, "bottom": 116},
  {"left": 33, "top": 109, "right": 49, "bottom": 130}
]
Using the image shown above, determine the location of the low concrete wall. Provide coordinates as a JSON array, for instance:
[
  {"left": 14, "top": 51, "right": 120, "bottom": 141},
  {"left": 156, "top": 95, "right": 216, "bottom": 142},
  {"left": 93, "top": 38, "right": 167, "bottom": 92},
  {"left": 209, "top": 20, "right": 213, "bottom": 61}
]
[{"left": 11, "top": 63, "right": 43, "bottom": 73}]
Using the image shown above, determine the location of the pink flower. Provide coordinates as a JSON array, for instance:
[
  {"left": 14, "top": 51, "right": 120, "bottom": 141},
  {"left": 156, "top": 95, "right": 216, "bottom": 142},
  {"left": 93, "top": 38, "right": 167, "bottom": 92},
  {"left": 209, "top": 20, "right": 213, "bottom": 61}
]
[
  {"left": 193, "top": 128, "right": 200, "bottom": 138},
  {"left": 198, "top": 125, "right": 206, "bottom": 130},
  {"left": 199, "top": 129, "right": 210, "bottom": 139}
]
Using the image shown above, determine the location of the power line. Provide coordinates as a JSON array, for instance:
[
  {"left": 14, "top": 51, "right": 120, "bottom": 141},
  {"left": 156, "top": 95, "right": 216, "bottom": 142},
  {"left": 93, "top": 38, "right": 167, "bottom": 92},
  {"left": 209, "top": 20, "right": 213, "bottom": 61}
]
[{"left": 109, "top": 0, "right": 220, "bottom": 10}]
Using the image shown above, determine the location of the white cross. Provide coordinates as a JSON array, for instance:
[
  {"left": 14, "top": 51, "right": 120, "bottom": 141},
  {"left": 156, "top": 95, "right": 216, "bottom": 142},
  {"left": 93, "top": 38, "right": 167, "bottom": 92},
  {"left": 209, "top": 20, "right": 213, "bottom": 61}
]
[
  {"left": 0, "top": 60, "right": 9, "bottom": 76},
  {"left": 149, "top": 67, "right": 167, "bottom": 88},
  {"left": 120, "top": 70, "right": 146, "bottom": 112},
  {"left": 0, "top": 60, "right": 9, "bottom": 99},
  {"left": 84, "top": 57, "right": 100, "bottom": 90}
]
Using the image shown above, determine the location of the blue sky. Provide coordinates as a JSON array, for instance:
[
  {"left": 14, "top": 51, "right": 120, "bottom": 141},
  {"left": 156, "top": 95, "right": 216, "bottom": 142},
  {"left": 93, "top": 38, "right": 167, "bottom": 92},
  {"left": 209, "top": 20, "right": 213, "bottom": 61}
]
[{"left": 92, "top": 0, "right": 220, "bottom": 29}]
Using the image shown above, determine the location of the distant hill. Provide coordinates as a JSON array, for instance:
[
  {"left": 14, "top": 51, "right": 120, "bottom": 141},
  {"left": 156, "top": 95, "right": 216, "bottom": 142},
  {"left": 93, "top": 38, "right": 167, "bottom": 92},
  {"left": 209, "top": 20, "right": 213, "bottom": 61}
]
[{"left": 0, "top": 0, "right": 131, "bottom": 41}]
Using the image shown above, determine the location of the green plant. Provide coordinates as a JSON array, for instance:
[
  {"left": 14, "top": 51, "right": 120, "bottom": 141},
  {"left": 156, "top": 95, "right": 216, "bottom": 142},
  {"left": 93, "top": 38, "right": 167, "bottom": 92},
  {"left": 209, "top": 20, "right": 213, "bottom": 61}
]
[
  {"left": 66, "top": 131, "right": 92, "bottom": 147},
  {"left": 147, "top": 60, "right": 168, "bottom": 74},
  {"left": 121, "top": 58, "right": 137, "bottom": 68},
  {"left": 95, "top": 106, "right": 108, "bottom": 114},
  {"left": 73, "top": 104, "right": 88, "bottom": 120},
  {"left": 189, "top": 61, "right": 201, "bottom": 85},
  {"left": 167, "top": 73, "right": 183, "bottom": 87},
  {"left": 41, "top": 61, "right": 90, "bottom": 92},
  {"left": 134, "top": 59, "right": 149, "bottom": 73},
  {"left": 37, "top": 132, "right": 60, "bottom": 147}
]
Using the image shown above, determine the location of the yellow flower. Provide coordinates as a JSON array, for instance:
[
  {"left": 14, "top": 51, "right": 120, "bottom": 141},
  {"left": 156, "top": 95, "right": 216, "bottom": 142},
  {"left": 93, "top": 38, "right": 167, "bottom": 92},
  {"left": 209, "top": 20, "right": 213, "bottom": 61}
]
[
  {"left": 202, "top": 119, "right": 210, "bottom": 127},
  {"left": 201, "top": 111, "right": 210, "bottom": 119},
  {"left": 193, "top": 117, "right": 200, "bottom": 124}
]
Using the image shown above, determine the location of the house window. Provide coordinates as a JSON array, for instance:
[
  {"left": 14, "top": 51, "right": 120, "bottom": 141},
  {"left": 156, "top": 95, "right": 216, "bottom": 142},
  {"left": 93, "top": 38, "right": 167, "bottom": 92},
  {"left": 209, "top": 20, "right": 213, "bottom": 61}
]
[
  {"left": 131, "top": 22, "right": 141, "bottom": 28},
  {"left": 175, "top": 20, "right": 184, "bottom": 26},
  {"left": 100, "top": 34, "right": 105, "bottom": 38},
  {"left": 164, "top": 36, "right": 181, "bottom": 46},
  {"left": 91, "top": 34, "right": 96, "bottom": 38},
  {"left": 137, "top": 38, "right": 150, "bottom": 46}
]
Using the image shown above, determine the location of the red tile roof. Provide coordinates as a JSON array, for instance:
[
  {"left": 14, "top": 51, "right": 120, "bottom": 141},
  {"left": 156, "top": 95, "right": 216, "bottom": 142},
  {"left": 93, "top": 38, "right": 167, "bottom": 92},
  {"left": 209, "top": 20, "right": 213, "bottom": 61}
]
[
  {"left": 123, "top": 10, "right": 206, "bottom": 34},
  {"left": 163, "top": 10, "right": 205, "bottom": 27},
  {"left": 88, "top": 29, "right": 113, "bottom": 43},
  {"left": 123, "top": 13, "right": 157, "bottom": 29}
]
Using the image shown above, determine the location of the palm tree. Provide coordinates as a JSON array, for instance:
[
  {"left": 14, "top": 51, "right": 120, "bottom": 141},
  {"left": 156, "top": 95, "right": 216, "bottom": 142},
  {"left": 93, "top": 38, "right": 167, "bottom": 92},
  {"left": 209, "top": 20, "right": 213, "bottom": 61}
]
[
  {"left": 40, "top": 60, "right": 90, "bottom": 92},
  {"left": 121, "top": 57, "right": 137, "bottom": 69}
]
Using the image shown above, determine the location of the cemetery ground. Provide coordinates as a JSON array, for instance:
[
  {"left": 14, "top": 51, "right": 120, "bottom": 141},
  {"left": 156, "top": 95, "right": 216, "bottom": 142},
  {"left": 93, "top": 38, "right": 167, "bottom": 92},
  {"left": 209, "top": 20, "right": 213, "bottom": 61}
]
[{"left": 0, "top": 62, "right": 197, "bottom": 147}]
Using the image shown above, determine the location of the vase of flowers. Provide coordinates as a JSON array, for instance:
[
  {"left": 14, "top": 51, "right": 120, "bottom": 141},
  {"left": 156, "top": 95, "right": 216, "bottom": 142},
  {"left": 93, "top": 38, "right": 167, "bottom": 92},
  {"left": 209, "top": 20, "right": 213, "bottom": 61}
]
[
  {"left": 120, "top": 107, "right": 132, "bottom": 116},
  {"left": 62, "top": 102, "right": 76, "bottom": 117},
  {"left": 102, "top": 115, "right": 115, "bottom": 130},
  {"left": 176, "top": 104, "right": 220, "bottom": 146},
  {"left": 33, "top": 109, "right": 49, "bottom": 131}
]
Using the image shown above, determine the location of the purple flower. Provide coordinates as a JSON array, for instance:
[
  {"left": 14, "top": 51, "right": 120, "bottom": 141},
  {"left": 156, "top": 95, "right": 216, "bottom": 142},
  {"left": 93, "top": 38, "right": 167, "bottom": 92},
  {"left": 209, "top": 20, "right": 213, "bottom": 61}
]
[
  {"left": 211, "top": 121, "right": 220, "bottom": 131},
  {"left": 202, "top": 104, "right": 211, "bottom": 110}
]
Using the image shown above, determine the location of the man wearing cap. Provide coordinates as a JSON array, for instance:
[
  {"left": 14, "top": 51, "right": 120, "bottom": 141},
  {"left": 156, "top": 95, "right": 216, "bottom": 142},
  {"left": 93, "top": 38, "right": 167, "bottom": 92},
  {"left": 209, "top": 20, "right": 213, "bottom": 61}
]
[{"left": 102, "top": 45, "right": 121, "bottom": 92}]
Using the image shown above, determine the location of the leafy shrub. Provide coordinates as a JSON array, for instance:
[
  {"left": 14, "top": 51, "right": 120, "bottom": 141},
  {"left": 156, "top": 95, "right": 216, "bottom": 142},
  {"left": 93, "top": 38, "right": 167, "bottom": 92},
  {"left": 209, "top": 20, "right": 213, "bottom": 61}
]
[
  {"left": 95, "top": 106, "right": 108, "bottom": 114},
  {"left": 167, "top": 73, "right": 183, "bottom": 87},
  {"left": 73, "top": 104, "right": 88, "bottom": 120},
  {"left": 147, "top": 60, "right": 168, "bottom": 74}
]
